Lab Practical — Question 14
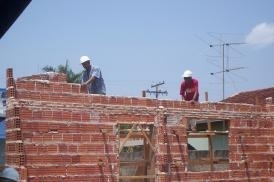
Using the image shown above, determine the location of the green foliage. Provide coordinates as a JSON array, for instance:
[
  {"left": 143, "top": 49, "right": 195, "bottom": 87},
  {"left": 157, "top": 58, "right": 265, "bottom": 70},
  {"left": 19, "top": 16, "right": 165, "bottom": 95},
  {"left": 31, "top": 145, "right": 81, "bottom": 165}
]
[
  {"left": 42, "top": 60, "right": 82, "bottom": 83},
  {"left": 42, "top": 65, "right": 55, "bottom": 72}
]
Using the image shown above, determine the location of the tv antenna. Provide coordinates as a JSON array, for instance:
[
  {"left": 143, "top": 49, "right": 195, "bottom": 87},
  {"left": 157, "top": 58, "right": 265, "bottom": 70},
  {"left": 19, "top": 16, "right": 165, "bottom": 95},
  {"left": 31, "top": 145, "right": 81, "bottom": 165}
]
[
  {"left": 146, "top": 81, "right": 168, "bottom": 99},
  {"left": 209, "top": 42, "right": 245, "bottom": 100}
]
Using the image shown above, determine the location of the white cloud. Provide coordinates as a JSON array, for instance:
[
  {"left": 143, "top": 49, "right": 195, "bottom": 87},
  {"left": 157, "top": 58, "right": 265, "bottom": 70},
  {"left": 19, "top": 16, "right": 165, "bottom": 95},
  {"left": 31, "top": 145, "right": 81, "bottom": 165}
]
[{"left": 245, "top": 22, "right": 274, "bottom": 45}]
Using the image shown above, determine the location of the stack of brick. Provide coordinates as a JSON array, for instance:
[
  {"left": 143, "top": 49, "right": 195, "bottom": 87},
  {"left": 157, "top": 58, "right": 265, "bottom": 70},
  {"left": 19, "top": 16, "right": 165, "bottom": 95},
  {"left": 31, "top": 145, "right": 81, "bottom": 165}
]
[{"left": 5, "top": 68, "right": 274, "bottom": 182}]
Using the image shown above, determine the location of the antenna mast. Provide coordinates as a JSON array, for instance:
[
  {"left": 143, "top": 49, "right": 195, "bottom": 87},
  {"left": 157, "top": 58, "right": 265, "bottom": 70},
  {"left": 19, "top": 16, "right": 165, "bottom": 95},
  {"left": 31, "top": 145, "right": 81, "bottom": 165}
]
[
  {"left": 146, "top": 81, "right": 168, "bottom": 99},
  {"left": 209, "top": 42, "right": 245, "bottom": 100}
]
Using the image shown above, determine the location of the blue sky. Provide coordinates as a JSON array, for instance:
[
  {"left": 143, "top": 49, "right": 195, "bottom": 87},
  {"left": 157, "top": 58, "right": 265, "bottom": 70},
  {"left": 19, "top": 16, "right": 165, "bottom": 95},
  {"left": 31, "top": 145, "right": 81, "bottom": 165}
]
[{"left": 1, "top": 0, "right": 274, "bottom": 101}]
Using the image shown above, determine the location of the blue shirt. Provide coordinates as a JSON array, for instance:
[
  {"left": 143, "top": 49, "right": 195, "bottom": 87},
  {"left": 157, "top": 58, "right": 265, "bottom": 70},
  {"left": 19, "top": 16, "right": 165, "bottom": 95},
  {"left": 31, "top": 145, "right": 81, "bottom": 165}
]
[{"left": 82, "top": 66, "right": 106, "bottom": 95}]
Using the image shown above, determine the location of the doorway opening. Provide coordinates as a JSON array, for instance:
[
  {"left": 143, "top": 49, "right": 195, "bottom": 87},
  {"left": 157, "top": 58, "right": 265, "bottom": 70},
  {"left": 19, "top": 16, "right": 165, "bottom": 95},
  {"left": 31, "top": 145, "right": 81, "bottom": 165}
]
[{"left": 118, "top": 123, "right": 155, "bottom": 182}]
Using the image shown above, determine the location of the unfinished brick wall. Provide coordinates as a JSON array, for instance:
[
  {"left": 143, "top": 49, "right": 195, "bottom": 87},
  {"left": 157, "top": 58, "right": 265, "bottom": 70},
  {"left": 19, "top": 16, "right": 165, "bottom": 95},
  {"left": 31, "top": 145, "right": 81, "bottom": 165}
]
[{"left": 5, "top": 68, "right": 274, "bottom": 182}]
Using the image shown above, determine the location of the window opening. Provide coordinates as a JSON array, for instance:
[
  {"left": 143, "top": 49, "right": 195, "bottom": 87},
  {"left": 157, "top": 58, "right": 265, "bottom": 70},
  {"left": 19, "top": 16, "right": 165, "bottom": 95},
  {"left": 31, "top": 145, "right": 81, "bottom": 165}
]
[{"left": 187, "top": 119, "right": 229, "bottom": 172}]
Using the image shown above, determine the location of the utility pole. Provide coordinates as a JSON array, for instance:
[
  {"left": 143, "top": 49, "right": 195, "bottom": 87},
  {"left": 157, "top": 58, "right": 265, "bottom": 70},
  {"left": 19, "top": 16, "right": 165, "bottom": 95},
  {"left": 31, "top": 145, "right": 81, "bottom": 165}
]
[
  {"left": 209, "top": 42, "right": 245, "bottom": 100},
  {"left": 146, "top": 81, "right": 168, "bottom": 99}
]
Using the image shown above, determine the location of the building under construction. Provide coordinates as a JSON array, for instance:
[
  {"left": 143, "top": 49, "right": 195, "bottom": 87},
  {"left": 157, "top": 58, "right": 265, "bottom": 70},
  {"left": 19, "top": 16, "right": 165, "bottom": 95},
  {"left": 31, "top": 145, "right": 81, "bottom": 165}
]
[{"left": 4, "top": 68, "right": 274, "bottom": 181}]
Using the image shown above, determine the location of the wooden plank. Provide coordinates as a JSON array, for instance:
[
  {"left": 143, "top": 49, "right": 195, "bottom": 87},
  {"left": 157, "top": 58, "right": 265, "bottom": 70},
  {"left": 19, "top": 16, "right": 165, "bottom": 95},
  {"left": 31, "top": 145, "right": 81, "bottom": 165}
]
[
  {"left": 187, "top": 131, "right": 228, "bottom": 134},
  {"left": 119, "top": 124, "right": 136, "bottom": 153},
  {"left": 208, "top": 120, "right": 214, "bottom": 171},
  {"left": 187, "top": 133, "right": 215, "bottom": 138},
  {"left": 140, "top": 127, "right": 155, "bottom": 152},
  {"left": 120, "top": 128, "right": 150, "bottom": 132},
  {"left": 120, "top": 160, "right": 149, "bottom": 167},
  {"left": 188, "top": 158, "right": 229, "bottom": 165},
  {"left": 119, "top": 175, "right": 155, "bottom": 179},
  {"left": 120, "top": 132, "right": 147, "bottom": 139}
]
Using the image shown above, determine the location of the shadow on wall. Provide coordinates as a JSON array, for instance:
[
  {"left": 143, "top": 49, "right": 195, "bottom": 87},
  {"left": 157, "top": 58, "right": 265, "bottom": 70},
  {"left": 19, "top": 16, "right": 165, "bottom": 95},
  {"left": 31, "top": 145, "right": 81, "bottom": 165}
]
[
  {"left": 0, "top": 138, "right": 5, "bottom": 165},
  {"left": 0, "top": 117, "right": 5, "bottom": 165}
]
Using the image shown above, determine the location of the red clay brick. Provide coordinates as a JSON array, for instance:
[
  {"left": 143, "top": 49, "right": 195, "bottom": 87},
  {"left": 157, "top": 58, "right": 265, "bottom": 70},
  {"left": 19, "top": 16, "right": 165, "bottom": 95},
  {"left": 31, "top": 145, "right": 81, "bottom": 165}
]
[{"left": 5, "top": 70, "right": 274, "bottom": 181}]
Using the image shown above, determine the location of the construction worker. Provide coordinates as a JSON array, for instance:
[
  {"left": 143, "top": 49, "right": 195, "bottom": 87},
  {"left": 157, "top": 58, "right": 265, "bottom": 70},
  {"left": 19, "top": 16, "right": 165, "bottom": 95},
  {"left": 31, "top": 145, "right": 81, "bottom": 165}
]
[
  {"left": 80, "top": 56, "right": 106, "bottom": 95},
  {"left": 0, "top": 167, "right": 20, "bottom": 182},
  {"left": 180, "top": 70, "right": 199, "bottom": 102}
]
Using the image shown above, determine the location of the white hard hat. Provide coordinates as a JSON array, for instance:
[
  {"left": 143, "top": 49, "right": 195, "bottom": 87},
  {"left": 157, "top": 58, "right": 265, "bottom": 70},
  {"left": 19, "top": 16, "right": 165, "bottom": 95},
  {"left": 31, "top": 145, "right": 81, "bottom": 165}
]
[
  {"left": 80, "top": 56, "right": 91, "bottom": 64},
  {"left": 182, "top": 70, "right": 192, "bottom": 78},
  {"left": 0, "top": 167, "right": 20, "bottom": 182}
]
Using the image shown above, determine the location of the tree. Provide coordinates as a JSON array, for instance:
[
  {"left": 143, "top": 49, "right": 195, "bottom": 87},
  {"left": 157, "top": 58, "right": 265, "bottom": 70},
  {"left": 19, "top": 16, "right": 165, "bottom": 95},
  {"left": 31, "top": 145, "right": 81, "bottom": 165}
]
[
  {"left": 42, "top": 60, "right": 82, "bottom": 83},
  {"left": 42, "top": 65, "right": 55, "bottom": 72}
]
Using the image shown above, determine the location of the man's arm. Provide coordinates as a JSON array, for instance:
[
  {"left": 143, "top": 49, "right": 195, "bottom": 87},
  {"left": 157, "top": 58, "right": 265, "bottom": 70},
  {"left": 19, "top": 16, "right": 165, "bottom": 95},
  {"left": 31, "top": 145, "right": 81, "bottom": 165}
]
[
  {"left": 83, "top": 76, "right": 96, "bottom": 85},
  {"left": 82, "top": 68, "right": 100, "bottom": 86},
  {"left": 180, "top": 82, "right": 186, "bottom": 101},
  {"left": 191, "top": 91, "right": 198, "bottom": 102},
  {"left": 191, "top": 80, "right": 199, "bottom": 102}
]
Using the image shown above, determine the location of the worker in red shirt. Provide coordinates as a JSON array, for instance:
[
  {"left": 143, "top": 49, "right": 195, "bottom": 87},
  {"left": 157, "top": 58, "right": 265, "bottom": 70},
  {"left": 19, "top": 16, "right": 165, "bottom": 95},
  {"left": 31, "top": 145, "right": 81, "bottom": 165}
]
[{"left": 180, "top": 70, "right": 199, "bottom": 102}]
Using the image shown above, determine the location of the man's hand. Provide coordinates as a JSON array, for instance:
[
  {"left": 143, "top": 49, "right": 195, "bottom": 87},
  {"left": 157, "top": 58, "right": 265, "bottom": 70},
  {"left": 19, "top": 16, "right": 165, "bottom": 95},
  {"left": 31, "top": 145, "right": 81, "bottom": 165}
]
[
  {"left": 80, "top": 82, "right": 88, "bottom": 93},
  {"left": 190, "top": 99, "right": 195, "bottom": 104},
  {"left": 81, "top": 81, "right": 88, "bottom": 86}
]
